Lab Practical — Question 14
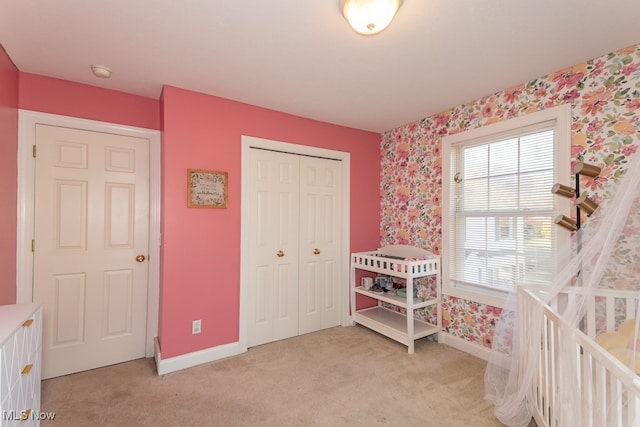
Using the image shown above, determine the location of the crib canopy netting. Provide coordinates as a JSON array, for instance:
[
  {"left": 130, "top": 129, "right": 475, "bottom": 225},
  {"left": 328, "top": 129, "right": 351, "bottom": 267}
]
[{"left": 484, "top": 147, "right": 640, "bottom": 426}]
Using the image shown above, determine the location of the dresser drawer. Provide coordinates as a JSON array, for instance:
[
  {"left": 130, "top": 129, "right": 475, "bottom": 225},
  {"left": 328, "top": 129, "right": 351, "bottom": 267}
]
[{"left": 0, "top": 304, "right": 42, "bottom": 427}]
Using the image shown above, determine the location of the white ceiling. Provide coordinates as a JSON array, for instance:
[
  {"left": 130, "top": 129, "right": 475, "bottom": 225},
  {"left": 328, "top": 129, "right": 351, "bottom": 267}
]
[{"left": 1, "top": 1, "right": 639, "bottom": 133}]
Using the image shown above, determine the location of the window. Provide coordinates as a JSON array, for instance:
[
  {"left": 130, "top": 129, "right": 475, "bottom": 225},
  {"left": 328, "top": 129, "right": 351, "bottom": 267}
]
[{"left": 442, "top": 106, "right": 571, "bottom": 307}]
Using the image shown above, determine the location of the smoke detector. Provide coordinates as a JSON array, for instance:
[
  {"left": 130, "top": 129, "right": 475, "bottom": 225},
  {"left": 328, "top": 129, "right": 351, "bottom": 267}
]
[{"left": 91, "top": 64, "right": 112, "bottom": 79}]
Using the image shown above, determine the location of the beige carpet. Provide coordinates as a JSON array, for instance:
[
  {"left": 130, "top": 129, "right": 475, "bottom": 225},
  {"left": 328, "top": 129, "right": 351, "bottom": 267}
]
[{"left": 41, "top": 325, "right": 509, "bottom": 426}]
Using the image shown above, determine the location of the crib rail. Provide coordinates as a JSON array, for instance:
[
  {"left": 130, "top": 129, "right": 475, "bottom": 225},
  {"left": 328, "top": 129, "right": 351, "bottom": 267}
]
[
  {"left": 520, "top": 287, "right": 640, "bottom": 427},
  {"left": 549, "top": 287, "right": 640, "bottom": 339}
]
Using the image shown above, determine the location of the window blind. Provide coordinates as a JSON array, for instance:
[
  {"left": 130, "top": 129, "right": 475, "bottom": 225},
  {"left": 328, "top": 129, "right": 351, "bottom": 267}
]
[{"left": 449, "top": 124, "right": 556, "bottom": 292}]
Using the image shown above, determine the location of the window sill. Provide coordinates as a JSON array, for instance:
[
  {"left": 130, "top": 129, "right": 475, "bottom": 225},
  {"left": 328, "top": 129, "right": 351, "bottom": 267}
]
[{"left": 442, "top": 285, "right": 511, "bottom": 310}]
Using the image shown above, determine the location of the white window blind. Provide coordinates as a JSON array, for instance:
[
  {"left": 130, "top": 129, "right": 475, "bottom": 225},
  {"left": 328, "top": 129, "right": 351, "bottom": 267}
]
[{"left": 449, "top": 122, "right": 556, "bottom": 293}]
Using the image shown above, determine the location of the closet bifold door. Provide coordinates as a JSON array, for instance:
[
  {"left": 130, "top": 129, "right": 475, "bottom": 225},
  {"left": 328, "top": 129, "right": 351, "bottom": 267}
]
[
  {"left": 247, "top": 148, "right": 343, "bottom": 348},
  {"left": 247, "top": 149, "right": 300, "bottom": 347},
  {"left": 298, "top": 156, "right": 342, "bottom": 335}
]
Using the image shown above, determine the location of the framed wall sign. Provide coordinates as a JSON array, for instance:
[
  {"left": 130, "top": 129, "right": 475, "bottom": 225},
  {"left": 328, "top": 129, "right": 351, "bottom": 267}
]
[{"left": 187, "top": 168, "right": 228, "bottom": 208}]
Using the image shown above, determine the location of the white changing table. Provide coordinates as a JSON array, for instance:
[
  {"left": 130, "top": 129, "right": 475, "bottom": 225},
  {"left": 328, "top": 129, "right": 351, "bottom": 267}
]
[{"left": 350, "top": 244, "right": 441, "bottom": 354}]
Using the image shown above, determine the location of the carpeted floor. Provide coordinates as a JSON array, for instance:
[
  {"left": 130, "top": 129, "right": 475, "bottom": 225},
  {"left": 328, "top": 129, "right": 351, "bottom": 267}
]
[{"left": 41, "top": 325, "right": 510, "bottom": 426}]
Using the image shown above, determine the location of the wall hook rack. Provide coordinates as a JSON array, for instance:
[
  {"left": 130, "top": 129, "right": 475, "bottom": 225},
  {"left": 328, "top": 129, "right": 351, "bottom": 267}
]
[{"left": 552, "top": 162, "right": 601, "bottom": 232}]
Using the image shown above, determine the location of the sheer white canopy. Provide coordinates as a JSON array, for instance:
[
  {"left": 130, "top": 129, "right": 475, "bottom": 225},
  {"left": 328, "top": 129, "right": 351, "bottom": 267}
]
[{"left": 484, "top": 150, "right": 640, "bottom": 426}]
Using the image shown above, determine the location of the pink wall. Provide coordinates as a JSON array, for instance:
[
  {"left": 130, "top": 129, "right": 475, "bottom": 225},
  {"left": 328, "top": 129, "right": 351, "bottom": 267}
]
[
  {"left": 3, "top": 66, "right": 379, "bottom": 359},
  {"left": 160, "top": 85, "right": 381, "bottom": 358},
  {"left": 19, "top": 73, "right": 160, "bottom": 130},
  {"left": 0, "top": 45, "right": 19, "bottom": 305}
]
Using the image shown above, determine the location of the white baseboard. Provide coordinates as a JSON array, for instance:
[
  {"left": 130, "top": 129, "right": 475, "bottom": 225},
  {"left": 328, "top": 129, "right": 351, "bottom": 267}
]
[
  {"left": 438, "top": 332, "right": 492, "bottom": 361},
  {"left": 439, "top": 332, "right": 512, "bottom": 369},
  {"left": 154, "top": 338, "right": 245, "bottom": 375},
  {"left": 151, "top": 332, "right": 510, "bottom": 376}
]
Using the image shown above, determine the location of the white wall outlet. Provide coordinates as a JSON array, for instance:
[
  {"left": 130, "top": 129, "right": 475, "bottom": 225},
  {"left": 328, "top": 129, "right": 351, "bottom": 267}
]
[{"left": 192, "top": 319, "right": 201, "bottom": 334}]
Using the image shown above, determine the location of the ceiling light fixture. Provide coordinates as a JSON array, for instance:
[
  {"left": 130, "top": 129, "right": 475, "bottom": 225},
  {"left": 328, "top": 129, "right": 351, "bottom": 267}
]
[
  {"left": 91, "top": 64, "right": 112, "bottom": 79},
  {"left": 339, "top": 0, "right": 403, "bottom": 35}
]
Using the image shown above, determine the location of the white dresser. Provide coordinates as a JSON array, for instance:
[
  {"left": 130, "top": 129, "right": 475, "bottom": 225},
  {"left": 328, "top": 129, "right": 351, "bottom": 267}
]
[{"left": 0, "top": 303, "right": 42, "bottom": 427}]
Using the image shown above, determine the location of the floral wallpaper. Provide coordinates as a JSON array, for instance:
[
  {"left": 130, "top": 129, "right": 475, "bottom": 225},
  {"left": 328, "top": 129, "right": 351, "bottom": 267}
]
[{"left": 380, "top": 44, "right": 640, "bottom": 348}]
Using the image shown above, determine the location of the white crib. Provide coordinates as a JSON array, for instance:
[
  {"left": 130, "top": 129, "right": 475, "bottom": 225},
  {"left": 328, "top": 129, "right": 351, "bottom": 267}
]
[{"left": 519, "top": 286, "right": 640, "bottom": 426}]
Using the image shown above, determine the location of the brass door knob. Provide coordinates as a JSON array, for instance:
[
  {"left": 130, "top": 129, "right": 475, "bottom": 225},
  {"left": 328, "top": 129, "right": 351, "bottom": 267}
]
[
  {"left": 136, "top": 255, "right": 146, "bottom": 262},
  {"left": 277, "top": 250, "right": 285, "bottom": 258},
  {"left": 313, "top": 248, "right": 320, "bottom": 255}
]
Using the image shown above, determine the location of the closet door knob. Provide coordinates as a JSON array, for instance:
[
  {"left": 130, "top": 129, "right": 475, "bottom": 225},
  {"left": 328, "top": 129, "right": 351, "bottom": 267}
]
[
  {"left": 313, "top": 248, "right": 320, "bottom": 255},
  {"left": 277, "top": 250, "right": 285, "bottom": 258}
]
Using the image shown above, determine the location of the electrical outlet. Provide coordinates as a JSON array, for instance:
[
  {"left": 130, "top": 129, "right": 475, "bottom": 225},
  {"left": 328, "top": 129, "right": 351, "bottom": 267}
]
[{"left": 192, "top": 319, "right": 201, "bottom": 334}]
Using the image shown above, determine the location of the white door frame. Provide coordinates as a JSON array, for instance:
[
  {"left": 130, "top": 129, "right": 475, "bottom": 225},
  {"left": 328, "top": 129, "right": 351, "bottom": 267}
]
[
  {"left": 239, "top": 135, "right": 351, "bottom": 353},
  {"left": 16, "top": 110, "right": 161, "bottom": 358}
]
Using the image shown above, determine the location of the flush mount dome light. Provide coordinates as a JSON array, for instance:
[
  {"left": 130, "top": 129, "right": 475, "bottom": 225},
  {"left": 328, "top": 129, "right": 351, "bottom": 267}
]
[
  {"left": 91, "top": 64, "right": 112, "bottom": 79},
  {"left": 339, "top": 0, "right": 403, "bottom": 35}
]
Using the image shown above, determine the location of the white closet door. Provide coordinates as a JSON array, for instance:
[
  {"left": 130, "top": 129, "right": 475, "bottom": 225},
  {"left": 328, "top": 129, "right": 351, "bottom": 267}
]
[
  {"left": 247, "top": 149, "right": 300, "bottom": 347},
  {"left": 298, "top": 156, "right": 342, "bottom": 335}
]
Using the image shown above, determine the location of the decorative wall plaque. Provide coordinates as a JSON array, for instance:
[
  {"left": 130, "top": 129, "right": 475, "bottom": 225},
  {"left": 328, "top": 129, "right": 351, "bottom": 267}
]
[{"left": 187, "top": 168, "right": 228, "bottom": 208}]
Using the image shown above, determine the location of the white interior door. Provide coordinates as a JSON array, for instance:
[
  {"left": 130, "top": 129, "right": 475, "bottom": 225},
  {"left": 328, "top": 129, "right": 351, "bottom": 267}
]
[
  {"left": 33, "top": 124, "right": 150, "bottom": 379},
  {"left": 247, "top": 149, "right": 300, "bottom": 347},
  {"left": 298, "top": 156, "right": 342, "bottom": 334}
]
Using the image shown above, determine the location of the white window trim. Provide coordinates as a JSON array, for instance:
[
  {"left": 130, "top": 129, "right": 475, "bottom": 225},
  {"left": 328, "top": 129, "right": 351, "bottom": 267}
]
[{"left": 441, "top": 105, "right": 572, "bottom": 308}]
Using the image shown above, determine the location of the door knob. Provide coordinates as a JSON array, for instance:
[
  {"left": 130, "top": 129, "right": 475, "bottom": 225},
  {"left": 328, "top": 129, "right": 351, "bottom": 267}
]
[
  {"left": 313, "top": 248, "right": 320, "bottom": 255},
  {"left": 136, "top": 255, "right": 146, "bottom": 262},
  {"left": 277, "top": 250, "right": 285, "bottom": 258}
]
